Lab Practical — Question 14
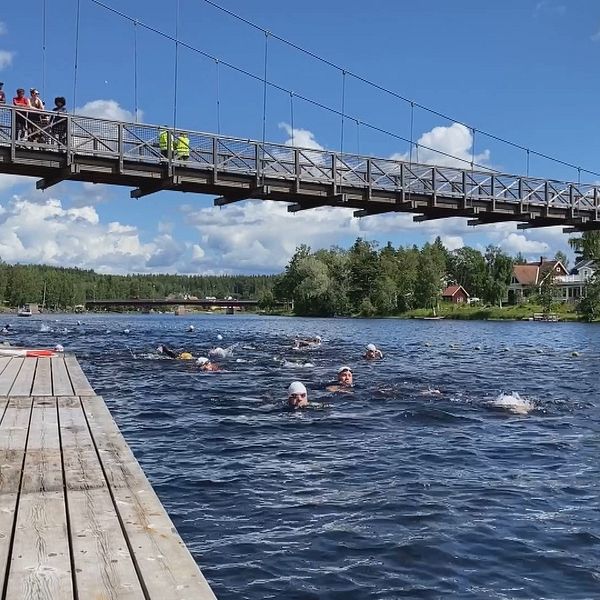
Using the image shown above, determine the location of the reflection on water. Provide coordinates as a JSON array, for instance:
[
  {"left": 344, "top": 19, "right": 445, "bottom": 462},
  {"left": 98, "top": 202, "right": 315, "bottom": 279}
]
[{"left": 6, "top": 314, "right": 600, "bottom": 599}]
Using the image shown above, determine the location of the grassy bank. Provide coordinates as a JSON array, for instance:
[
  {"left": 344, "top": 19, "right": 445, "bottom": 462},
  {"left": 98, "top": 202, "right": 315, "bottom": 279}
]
[{"left": 402, "top": 303, "right": 579, "bottom": 321}]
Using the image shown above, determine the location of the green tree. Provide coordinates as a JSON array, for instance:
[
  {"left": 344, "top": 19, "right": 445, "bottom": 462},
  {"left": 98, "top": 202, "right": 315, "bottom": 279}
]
[
  {"left": 569, "top": 231, "right": 600, "bottom": 262},
  {"left": 483, "top": 246, "right": 513, "bottom": 307}
]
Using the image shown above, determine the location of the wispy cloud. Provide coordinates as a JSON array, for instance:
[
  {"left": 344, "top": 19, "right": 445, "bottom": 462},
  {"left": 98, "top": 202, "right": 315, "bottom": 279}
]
[
  {"left": 0, "top": 50, "right": 14, "bottom": 70},
  {"left": 534, "top": 1, "right": 566, "bottom": 17},
  {"left": 0, "top": 22, "right": 6, "bottom": 36},
  {"left": 591, "top": 27, "right": 600, "bottom": 42}
]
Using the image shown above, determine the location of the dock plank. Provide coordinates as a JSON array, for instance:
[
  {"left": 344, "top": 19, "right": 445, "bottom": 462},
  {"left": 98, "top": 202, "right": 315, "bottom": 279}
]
[
  {"left": 64, "top": 355, "right": 95, "bottom": 396},
  {"left": 32, "top": 357, "right": 53, "bottom": 396},
  {"left": 84, "top": 395, "right": 217, "bottom": 599},
  {"left": 0, "top": 397, "right": 33, "bottom": 594},
  {"left": 5, "top": 397, "right": 74, "bottom": 600},
  {"left": 9, "top": 356, "right": 37, "bottom": 396},
  {"left": 0, "top": 356, "right": 11, "bottom": 376},
  {"left": 58, "top": 397, "right": 145, "bottom": 600},
  {"left": 0, "top": 357, "right": 24, "bottom": 396},
  {"left": 51, "top": 358, "right": 73, "bottom": 396}
]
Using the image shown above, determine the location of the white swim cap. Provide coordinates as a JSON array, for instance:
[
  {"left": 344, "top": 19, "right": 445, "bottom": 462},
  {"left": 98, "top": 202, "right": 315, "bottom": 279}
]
[
  {"left": 338, "top": 365, "right": 352, "bottom": 374},
  {"left": 315, "top": 335, "right": 322, "bottom": 342},
  {"left": 216, "top": 334, "right": 223, "bottom": 340},
  {"left": 366, "top": 343, "right": 377, "bottom": 352},
  {"left": 54, "top": 344, "right": 64, "bottom": 352},
  {"left": 288, "top": 381, "right": 307, "bottom": 396},
  {"left": 156, "top": 345, "right": 163, "bottom": 353},
  {"left": 196, "top": 356, "right": 209, "bottom": 365}
]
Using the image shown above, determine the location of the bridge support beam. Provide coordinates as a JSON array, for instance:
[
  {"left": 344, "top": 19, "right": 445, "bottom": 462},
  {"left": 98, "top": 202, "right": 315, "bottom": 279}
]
[
  {"left": 287, "top": 193, "right": 348, "bottom": 213},
  {"left": 467, "top": 212, "right": 532, "bottom": 227},
  {"left": 517, "top": 217, "right": 571, "bottom": 230},
  {"left": 213, "top": 185, "right": 271, "bottom": 206},
  {"left": 130, "top": 176, "right": 179, "bottom": 199},
  {"left": 36, "top": 165, "right": 77, "bottom": 191},
  {"left": 413, "top": 208, "right": 478, "bottom": 223}
]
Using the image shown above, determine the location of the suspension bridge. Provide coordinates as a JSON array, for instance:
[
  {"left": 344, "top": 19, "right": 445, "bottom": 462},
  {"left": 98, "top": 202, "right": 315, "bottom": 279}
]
[
  {"left": 0, "top": 104, "right": 599, "bottom": 232},
  {"left": 1, "top": 0, "right": 599, "bottom": 232}
]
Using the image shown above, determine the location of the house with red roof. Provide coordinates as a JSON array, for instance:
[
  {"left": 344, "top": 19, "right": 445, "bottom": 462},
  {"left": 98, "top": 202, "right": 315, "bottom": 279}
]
[
  {"left": 507, "top": 257, "right": 570, "bottom": 303},
  {"left": 441, "top": 284, "right": 470, "bottom": 304}
]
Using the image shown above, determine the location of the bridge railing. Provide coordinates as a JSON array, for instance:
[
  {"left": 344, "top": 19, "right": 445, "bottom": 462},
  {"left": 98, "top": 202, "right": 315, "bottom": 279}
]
[{"left": 0, "top": 104, "right": 598, "bottom": 213}]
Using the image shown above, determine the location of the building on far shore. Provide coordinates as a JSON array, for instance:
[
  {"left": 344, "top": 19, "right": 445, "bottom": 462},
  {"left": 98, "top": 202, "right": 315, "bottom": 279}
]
[
  {"left": 507, "top": 257, "right": 595, "bottom": 304},
  {"left": 442, "top": 284, "right": 470, "bottom": 304}
]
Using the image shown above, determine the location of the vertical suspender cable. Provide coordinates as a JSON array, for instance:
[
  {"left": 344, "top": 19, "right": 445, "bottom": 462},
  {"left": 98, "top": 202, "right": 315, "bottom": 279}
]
[
  {"left": 173, "top": 0, "right": 180, "bottom": 129},
  {"left": 471, "top": 128, "right": 476, "bottom": 170},
  {"left": 526, "top": 149, "right": 530, "bottom": 177},
  {"left": 409, "top": 103, "right": 414, "bottom": 158},
  {"left": 340, "top": 70, "right": 346, "bottom": 154},
  {"left": 289, "top": 91, "right": 295, "bottom": 146},
  {"left": 215, "top": 59, "right": 221, "bottom": 134},
  {"left": 261, "top": 31, "right": 269, "bottom": 146},
  {"left": 72, "top": 0, "right": 81, "bottom": 109},
  {"left": 133, "top": 19, "right": 139, "bottom": 123},
  {"left": 356, "top": 119, "right": 360, "bottom": 156},
  {"left": 42, "top": 0, "right": 47, "bottom": 97}
]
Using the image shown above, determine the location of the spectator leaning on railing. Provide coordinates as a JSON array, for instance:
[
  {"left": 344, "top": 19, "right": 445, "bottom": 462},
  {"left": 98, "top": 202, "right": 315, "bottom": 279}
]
[{"left": 12, "top": 88, "right": 30, "bottom": 140}]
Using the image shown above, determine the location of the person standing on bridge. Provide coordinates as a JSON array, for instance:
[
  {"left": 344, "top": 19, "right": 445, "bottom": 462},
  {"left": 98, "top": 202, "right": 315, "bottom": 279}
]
[
  {"left": 159, "top": 128, "right": 172, "bottom": 159},
  {"left": 51, "top": 97, "right": 67, "bottom": 145},
  {"left": 12, "top": 88, "right": 30, "bottom": 140},
  {"left": 29, "top": 88, "right": 47, "bottom": 143},
  {"left": 176, "top": 132, "right": 190, "bottom": 161},
  {"left": 0, "top": 82, "right": 5, "bottom": 104}
]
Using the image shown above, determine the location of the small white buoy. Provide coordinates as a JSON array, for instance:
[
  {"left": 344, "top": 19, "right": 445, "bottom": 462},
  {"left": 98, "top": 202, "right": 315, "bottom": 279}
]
[
  {"left": 123, "top": 329, "right": 130, "bottom": 334},
  {"left": 217, "top": 334, "right": 223, "bottom": 341}
]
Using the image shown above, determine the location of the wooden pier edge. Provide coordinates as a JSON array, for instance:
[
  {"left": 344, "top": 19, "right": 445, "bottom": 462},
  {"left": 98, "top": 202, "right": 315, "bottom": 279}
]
[{"left": 0, "top": 354, "right": 218, "bottom": 600}]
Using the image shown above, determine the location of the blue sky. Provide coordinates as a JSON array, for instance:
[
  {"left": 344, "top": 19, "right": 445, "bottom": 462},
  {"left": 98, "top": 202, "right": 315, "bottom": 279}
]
[{"left": 1, "top": 0, "right": 599, "bottom": 274}]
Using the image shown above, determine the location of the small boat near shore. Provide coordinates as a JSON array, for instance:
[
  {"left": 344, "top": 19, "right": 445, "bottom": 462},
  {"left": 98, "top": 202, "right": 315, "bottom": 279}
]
[{"left": 17, "top": 304, "right": 33, "bottom": 317}]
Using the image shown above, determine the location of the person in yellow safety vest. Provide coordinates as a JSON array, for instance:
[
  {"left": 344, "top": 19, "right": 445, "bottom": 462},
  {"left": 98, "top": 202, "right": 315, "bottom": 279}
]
[
  {"left": 176, "top": 132, "right": 190, "bottom": 161},
  {"left": 158, "top": 128, "right": 172, "bottom": 158}
]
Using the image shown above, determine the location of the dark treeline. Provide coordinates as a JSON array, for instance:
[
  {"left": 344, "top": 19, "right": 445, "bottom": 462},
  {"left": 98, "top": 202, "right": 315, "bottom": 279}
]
[
  {"left": 271, "top": 237, "right": 518, "bottom": 316},
  {"left": 0, "top": 261, "right": 275, "bottom": 309}
]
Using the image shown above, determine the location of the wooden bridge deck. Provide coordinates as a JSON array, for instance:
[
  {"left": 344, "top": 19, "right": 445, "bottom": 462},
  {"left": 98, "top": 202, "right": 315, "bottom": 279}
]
[{"left": 0, "top": 354, "right": 216, "bottom": 599}]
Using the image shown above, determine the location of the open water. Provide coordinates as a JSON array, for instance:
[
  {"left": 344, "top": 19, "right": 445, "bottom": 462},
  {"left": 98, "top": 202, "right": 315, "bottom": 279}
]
[{"left": 4, "top": 314, "right": 600, "bottom": 599}]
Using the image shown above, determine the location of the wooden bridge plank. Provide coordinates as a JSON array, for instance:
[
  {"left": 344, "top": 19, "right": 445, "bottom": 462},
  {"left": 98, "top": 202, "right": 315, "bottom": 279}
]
[
  {"left": 83, "top": 395, "right": 217, "bottom": 599},
  {"left": 32, "top": 357, "right": 53, "bottom": 396},
  {"left": 64, "top": 355, "right": 95, "bottom": 396},
  {"left": 9, "top": 356, "right": 37, "bottom": 396},
  {"left": 0, "top": 357, "right": 24, "bottom": 396},
  {"left": 5, "top": 397, "right": 73, "bottom": 600},
  {"left": 58, "top": 397, "right": 145, "bottom": 600},
  {"left": 0, "top": 397, "right": 33, "bottom": 594},
  {"left": 51, "top": 357, "right": 73, "bottom": 396}
]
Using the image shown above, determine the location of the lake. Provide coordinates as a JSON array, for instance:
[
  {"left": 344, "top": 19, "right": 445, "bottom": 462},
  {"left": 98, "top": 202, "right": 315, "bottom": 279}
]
[{"left": 5, "top": 313, "right": 600, "bottom": 599}]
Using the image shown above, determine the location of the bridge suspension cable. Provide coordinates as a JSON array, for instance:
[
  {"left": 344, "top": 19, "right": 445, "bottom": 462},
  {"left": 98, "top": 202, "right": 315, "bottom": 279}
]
[
  {"left": 88, "top": 0, "right": 497, "bottom": 173},
  {"left": 73, "top": 0, "right": 81, "bottom": 108},
  {"left": 197, "top": 0, "right": 599, "bottom": 180},
  {"left": 173, "top": 0, "right": 180, "bottom": 129},
  {"left": 41, "top": 0, "right": 47, "bottom": 97}
]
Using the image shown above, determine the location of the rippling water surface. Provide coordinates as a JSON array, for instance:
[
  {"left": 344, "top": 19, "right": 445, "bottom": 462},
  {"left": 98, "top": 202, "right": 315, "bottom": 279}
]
[{"left": 7, "top": 314, "right": 600, "bottom": 599}]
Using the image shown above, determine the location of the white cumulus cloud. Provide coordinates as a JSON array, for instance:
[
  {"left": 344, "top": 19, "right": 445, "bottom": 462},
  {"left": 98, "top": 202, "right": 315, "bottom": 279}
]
[
  {"left": 75, "top": 99, "right": 141, "bottom": 122},
  {"left": 391, "top": 123, "right": 490, "bottom": 169},
  {"left": 279, "top": 122, "right": 325, "bottom": 150}
]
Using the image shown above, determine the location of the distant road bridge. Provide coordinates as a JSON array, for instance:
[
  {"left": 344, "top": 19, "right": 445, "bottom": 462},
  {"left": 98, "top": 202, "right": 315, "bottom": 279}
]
[
  {"left": 85, "top": 298, "right": 261, "bottom": 309},
  {"left": 1, "top": 105, "right": 598, "bottom": 231}
]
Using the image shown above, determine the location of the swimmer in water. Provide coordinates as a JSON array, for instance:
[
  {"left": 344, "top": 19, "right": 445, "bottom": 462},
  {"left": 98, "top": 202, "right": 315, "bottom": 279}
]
[
  {"left": 288, "top": 381, "right": 309, "bottom": 409},
  {"left": 293, "top": 335, "right": 321, "bottom": 349},
  {"left": 196, "top": 356, "right": 220, "bottom": 372},
  {"left": 156, "top": 344, "right": 194, "bottom": 360},
  {"left": 326, "top": 366, "right": 354, "bottom": 393},
  {"left": 364, "top": 343, "right": 383, "bottom": 360}
]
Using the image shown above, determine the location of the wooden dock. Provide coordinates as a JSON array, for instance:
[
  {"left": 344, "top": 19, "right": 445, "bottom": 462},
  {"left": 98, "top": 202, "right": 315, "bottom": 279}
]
[{"left": 0, "top": 353, "right": 217, "bottom": 599}]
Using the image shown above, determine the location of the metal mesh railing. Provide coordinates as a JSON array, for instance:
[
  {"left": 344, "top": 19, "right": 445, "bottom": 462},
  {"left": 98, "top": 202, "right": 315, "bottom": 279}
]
[{"left": 0, "top": 104, "right": 598, "bottom": 215}]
